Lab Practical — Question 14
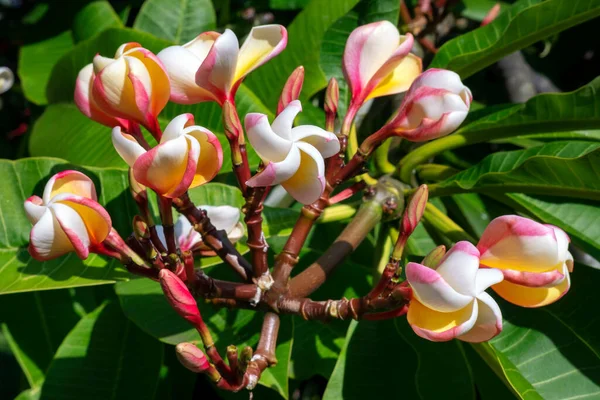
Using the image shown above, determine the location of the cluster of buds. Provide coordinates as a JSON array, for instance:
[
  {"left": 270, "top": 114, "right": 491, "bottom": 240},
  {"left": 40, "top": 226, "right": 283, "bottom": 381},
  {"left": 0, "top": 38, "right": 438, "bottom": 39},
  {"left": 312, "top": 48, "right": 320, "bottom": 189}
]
[{"left": 22, "top": 17, "right": 574, "bottom": 394}]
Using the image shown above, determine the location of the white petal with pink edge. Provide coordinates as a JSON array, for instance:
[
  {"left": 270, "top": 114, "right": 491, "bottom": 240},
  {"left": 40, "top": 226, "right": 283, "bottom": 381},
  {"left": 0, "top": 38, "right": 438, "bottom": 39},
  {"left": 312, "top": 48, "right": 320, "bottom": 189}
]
[
  {"left": 434, "top": 241, "right": 480, "bottom": 297},
  {"left": 235, "top": 25, "right": 287, "bottom": 83},
  {"left": 457, "top": 292, "right": 503, "bottom": 343},
  {"left": 112, "top": 127, "right": 146, "bottom": 167},
  {"left": 247, "top": 145, "right": 301, "bottom": 187},
  {"left": 245, "top": 113, "right": 293, "bottom": 162},
  {"left": 43, "top": 170, "right": 98, "bottom": 203},
  {"left": 291, "top": 125, "right": 340, "bottom": 158}
]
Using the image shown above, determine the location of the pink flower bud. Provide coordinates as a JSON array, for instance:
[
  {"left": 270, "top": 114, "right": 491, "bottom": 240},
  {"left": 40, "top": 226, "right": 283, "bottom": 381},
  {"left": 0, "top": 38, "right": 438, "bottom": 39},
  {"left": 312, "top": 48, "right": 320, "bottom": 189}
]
[
  {"left": 324, "top": 78, "right": 339, "bottom": 116},
  {"left": 159, "top": 269, "right": 202, "bottom": 325},
  {"left": 278, "top": 66, "right": 304, "bottom": 115},
  {"left": 385, "top": 68, "right": 472, "bottom": 142},
  {"left": 175, "top": 343, "right": 210, "bottom": 373},
  {"left": 402, "top": 184, "right": 428, "bottom": 236}
]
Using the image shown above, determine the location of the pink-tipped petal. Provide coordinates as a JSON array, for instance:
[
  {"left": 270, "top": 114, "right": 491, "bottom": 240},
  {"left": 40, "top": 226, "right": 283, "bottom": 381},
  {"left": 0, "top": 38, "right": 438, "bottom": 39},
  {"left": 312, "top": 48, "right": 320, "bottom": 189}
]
[
  {"left": 24, "top": 196, "right": 46, "bottom": 224},
  {"left": 235, "top": 24, "right": 288, "bottom": 83},
  {"left": 43, "top": 170, "right": 98, "bottom": 204},
  {"left": 183, "top": 126, "right": 223, "bottom": 188},
  {"left": 477, "top": 215, "right": 562, "bottom": 272},
  {"left": 163, "top": 113, "right": 195, "bottom": 142},
  {"left": 457, "top": 292, "right": 503, "bottom": 343},
  {"left": 173, "top": 215, "right": 202, "bottom": 251},
  {"left": 49, "top": 202, "right": 91, "bottom": 259},
  {"left": 291, "top": 125, "right": 340, "bottom": 158},
  {"left": 281, "top": 142, "right": 326, "bottom": 205},
  {"left": 195, "top": 29, "right": 239, "bottom": 103},
  {"left": 407, "top": 298, "right": 478, "bottom": 342},
  {"left": 29, "top": 208, "right": 80, "bottom": 261},
  {"left": 245, "top": 113, "right": 293, "bottom": 162},
  {"left": 406, "top": 261, "right": 473, "bottom": 312},
  {"left": 500, "top": 267, "right": 566, "bottom": 288},
  {"left": 52, "top": 194, "right": 112, "bottom": 245},
  {"left": 111, "top": 127, "right": 147, "bottom": 167},
  {"left": 247, "top": 145, "right": 301, "bottom": 187},
  {"left": 435, "top": 241, "right": 480, "bottom": 297}
]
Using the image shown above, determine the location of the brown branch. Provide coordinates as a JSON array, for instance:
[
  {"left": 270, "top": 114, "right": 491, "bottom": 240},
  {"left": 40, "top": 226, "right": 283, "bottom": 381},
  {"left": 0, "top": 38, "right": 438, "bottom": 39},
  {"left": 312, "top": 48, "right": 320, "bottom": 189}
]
[
  {"left": 192, "top": 270, "right": 258, "bottom": 302},
  {"left": 243, "top": 186, "right": 270, "bottom": 278},
  {"left": 174, "top": 192, "right": 252, "bottom": 280},
  {"left": 245, "top": 312, "right": 280, "bottom": 390}
]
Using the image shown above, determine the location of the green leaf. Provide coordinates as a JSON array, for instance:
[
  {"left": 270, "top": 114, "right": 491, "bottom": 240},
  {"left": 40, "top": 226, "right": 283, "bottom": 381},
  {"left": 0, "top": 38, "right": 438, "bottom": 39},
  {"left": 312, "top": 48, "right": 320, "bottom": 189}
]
[
  {"left": 40, "top": 301, "right": 164, "bottom": 399},
  {"left": 0, "top": 157, "right": 136, "bottom": 295},
  {"left": 398, "top": 77, "right": 600, "bottom": 182},
  {"left": 46, "top": 28, "right": 173, "bottom": 104},
  {"left": 459, "top": 0, "right": 509, "bottom": 22},
  {"left": 133, "top": 0, "right": 216, "bottom": 44},
  {"left": 72, "top": 1, "right": 123, "bottom": 43},
  {"left": 18, "top": 31, "right": 74, "bottom": 105},
  {"left": 429, "top": 142, "right": 600, "bottom": 200},
  {"left": 322, "top": 319, "right": 475, "bottom": 399},
  {"left": 244, "top": 0, "right": 361, "bottom": 110},
  {"left": 480, "top": 266, "right": 600, "bottom": 399},
  {"left": 431, "top": 0, "right": 600, "bottom": 78},
  {"left": 505, "top": 193, "right": 600, "bottom": 260},
  {"left": 270, "top": 0, "right": 311, "bottom": 9},
  {"left": 0, "top": 290, "right": 87, "bottom": 388}
]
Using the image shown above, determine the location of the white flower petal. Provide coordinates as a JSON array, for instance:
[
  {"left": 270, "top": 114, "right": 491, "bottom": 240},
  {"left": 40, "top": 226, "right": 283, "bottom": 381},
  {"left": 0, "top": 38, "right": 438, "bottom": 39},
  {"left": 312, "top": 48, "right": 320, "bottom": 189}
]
[
  {"left": 247, "top": 145, "right": 301, "bottom": 187},
  {"left": 29, "top": 209, "right": 77, "bottom": 261},
  {"left": 112, "top": 127, "right": 146, "bottom": 167},
  {"left": 271, "top": 100, "right": 301, "bottom": 141},
  {"left": 291, "top": 125, "right": 340, "bottom": 158},
  {"left": 204, "top": 205, "right": 241, "bottom": 234},
  {"left": 435, "top": 241, "right": 480, "bottom": 297},
  {"left": 281, "top": 142, "right": 326, "bottom": 205},
  {"left": 457, "top": 292, "right": 502, "bottom": 343},
  {"left": 474, "top": 268, "right": 504, "bottom": 294},
  {"left": 245, "top": 113, "right": 293, "bottom": 162}
]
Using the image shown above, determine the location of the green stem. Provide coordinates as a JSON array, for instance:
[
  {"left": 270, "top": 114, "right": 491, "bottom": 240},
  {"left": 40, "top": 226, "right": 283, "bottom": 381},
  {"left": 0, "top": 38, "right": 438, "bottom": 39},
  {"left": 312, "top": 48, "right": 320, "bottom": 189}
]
[
  {"left": 422, "top": 203, "right": 476, "bottom": 243},
  {"left": 318, "top": 204, "right": 357, "bottom": 223},
  {"left": 374, "top": 139, "right": 396, "bottom": 174},
  {"left": 426, "top": 184, "right": 600, "bottom": 201}
]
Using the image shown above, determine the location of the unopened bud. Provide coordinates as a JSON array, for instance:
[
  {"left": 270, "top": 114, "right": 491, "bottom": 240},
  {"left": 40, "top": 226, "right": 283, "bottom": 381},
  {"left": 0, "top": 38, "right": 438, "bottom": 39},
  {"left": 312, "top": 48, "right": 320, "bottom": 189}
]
[
  {"left": 128, "top": 168, "right": 147, "bottom": 201},
  {"left": 222, "top": 100, "right": 242, "bottom": 140},
  {"left": 277, "top": 66, "right": 304, "bottom": 115},
  {"left": 175, "top": 342, "right": 210, "bottom": 373},
  {"left": 421, "top": 245, "right": 446, "bottom": 268},
  {"left": 158, "top": 269, "right": 202, "bottom": 325},
  {"left": 132, "top": 215, "right": 150, "bottom": 240},
  {"left": 239, "top": 345, "right": 253, "bottom": 373},
  {"left": 402, "top": 185, "right": 428, "bottom": 236},
  {"left": 324, "top": 78, "right": 339, "bottom": 116}
]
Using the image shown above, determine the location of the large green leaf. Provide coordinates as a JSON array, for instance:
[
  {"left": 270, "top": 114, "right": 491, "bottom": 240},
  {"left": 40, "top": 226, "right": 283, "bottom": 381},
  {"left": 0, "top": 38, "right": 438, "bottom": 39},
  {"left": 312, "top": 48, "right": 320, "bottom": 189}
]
[
  {"left": 40, "top": 301, "right": 164, "bottom": 399},
  {"left": 244, "top": 0, "right": 360, "bottom": 110},
  {"left": 133, "top": 0, "right": 216, "bottom": 44},
  {"left": 431, "top": 0, "right": 600, "bottom": 78},
  {"left": 398, "top": 78, "right": 600, "bottom": 182},
  {"left": 428, "top": 142, "right": 600, "bottom": 200},
  {"left": 322, "top": 319, "right": 475, "bottom": 399},
  {"left": 481, "top": 265, "right": 600, "bottom": 400},
  {"left": 18, "top": 31, "right": 74, "bottom": 105},
  {"left": 72, "top": 1, "right": 122, "bottom": 43},
  {"left": 0, "top": 289, "right": 89, "bottom": 389}
]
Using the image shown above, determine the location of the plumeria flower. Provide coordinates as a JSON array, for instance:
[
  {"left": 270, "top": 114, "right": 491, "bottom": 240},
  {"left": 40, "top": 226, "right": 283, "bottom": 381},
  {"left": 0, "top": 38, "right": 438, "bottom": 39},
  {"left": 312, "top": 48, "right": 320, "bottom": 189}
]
[
  {"left": 0, "top": 66, "right": 14, "bottom": 95},
  {"left": 158, "top": 25, "right": 287, "bottom": 105},
  {"left": 156, "top": 205, "right": 244, "bottom": 252},
  {"left": 384, "top": 68, "right": 472, "bottom": 142},
  {"left": 90, "top": 43, "right": 170, "bottom": 135},
  {"left": 245, "top": 100, "right": 340, "bottom": 205},
  {"left": 24, "top": 171, "right": 112, "bottom": 261},
  {"left": 75, "top": 64, "right": 132, "bottom": 132},
  {"left": 406, "top": 242, "right": 504, "bottom": 343},
  {"left": 477, "top": 215, "right": 573, "bottom": 308},
  {"left": 112, "top": 113, "right": 223, "bottom": 199},
  {"left": 343, "top": 21, "right": 422, "bottom": 108}
]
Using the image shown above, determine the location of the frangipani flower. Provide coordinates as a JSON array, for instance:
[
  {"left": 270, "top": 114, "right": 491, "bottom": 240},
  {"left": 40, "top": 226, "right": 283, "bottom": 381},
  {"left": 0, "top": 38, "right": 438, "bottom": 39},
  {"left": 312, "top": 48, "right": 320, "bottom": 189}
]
[
  {"left": 24, "top": 171, "right": 112, "bottom": 261},
  {"left": 343, "top": 21, "right": 422, "bottom": 107},
  {"left": 385, "top": 68, "right": 472, "bottom": 142},
  {"left": 477, "top": 215, "right": 573, "bottom": 308},
  {"left": 406, "top": 242, "right": 504, "bottom": 342},
  {"left": 0, "top": 66, "right": 14, "bottom": 95},
  {"left": 75, "top": 64, "right": 131, "bottom": 132},
  {"left": 91, "top": 43, "right": 170, "bottom": 135},
  {"left": 245, "top": 100, "right": 340, "bottom": 205},
  {"left": 112, "top": 113, "right": 223, "bottom": 199},
  {"left": 158, "top": 25, "right": 287, "bottom": 105},
  {"left": 156, "top": 205, "right": 244, "bottom": 251}
]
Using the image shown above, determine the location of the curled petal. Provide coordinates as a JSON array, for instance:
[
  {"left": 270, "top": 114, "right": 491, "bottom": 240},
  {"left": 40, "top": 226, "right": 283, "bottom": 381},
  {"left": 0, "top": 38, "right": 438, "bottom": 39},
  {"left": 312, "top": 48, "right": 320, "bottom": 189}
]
[
  {"left": 43, "top": 170, "right": 98, "bottom": 204},
  {"left": 406, "top": 68, "right": 472, "bottom": 106},
  {"left": 245, "top": 113, "right": 293, "bottom": 162},
  {"left": 282, "top": 142, "right": 326, "bottom": 205},
  {"left": 492, "top": 264, "right": 571, "bottom": 308},
  {"left": 183, "top": 126, "right": 223, "bottom": 188},
  {"left": 183, "top": 31, "right": 220, "bottom": 59},
  {"left": 474, "top": 268, "right": 504, "bottom": 293},
  {"left": 112, "top": 127, "right": 146, "bottom": 167},
  {"left": 195, "top": 29, "right": 239, "bottom": 103},
  {"left": 291, "top": 125, "right": 340, "bottom": 158},
  {"left": 29, "top": 209, "right": 78, "bottom": 261},
  {"left": 343, "top": 21, "right": 401, "bottom": 99},
  {"left": 247, "top": 145, "right": 301, "bottom": 187},
  {"left": 24, "top": 196, "right": 46, "bottom": 224},
  {"left": 0, "top": 66, "right": 14, "bottom": 95},
  {"left": 163, "top": 113, "right": 195, "bottom": 142},
  {"left": 477, "top": 215, "right": 563, "bottom": 272},
  {"left": 53, "top": 194, "right": 112, "bottom": 245},
  {"left": 550, "top": 225, "right": 571, "bottom": 263},
  {"left": 49, "top": 202, "right": 91, "bottom": 258},
  {"left": 457, "top": 292, "right": 502, "bottom": 343},
  {"left": 172, "top": 217, "right": 201, "bottom": 252},
  {"left": 435, "top": 241, "right": 480, "bottom": 297},
  {"left": 134, "top": 135, "right": 198, "bottom": 198},
  {"left": 407, "top": 298, "right": 478, "bottom": 342},
  {"left": 235, "top": 24, "right": 288, "bottom": 83},
  {"left": 271, "top": 100, "right": 302, "bottom": 140},
  {"left": 406, "top": 261, "right": 473, "bottom": 312},
  {"left": 367, "top": 53, "right": 422, "bottom": 100},
  {"left": 500, "top": 267, "right": 566, "bottom": 288},
  {"left": 115, "top": 42, "right": 141, "bottom": 57},
  {"left": 205, "top": 205, "right": 242, "bottom": 234}
]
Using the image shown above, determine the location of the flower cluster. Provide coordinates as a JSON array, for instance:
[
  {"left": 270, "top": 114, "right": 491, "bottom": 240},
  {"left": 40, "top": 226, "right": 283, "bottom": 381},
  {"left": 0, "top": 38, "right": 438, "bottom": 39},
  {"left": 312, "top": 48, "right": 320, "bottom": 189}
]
[{"left": 22, "top": 17, "right": 576, "bottom": 390}]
